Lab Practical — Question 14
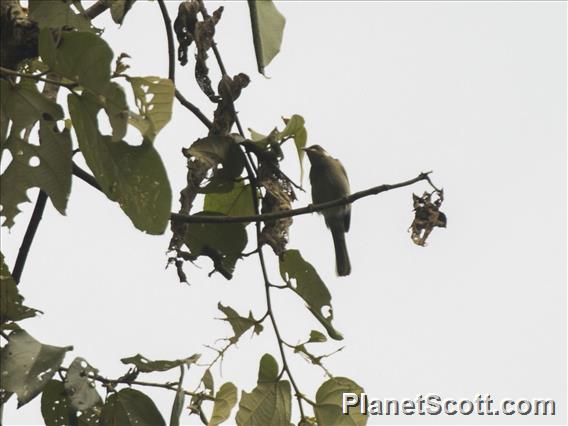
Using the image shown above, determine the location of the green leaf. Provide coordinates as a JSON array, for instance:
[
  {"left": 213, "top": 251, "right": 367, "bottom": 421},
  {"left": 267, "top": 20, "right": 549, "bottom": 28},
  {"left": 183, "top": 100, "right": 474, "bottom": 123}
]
[
  {"left": 0, "top": 329, "right": 72, "bottom": 407},
  {"left": 29, "top": 0, "right": 96, "bottom": 32},
  {"left": 0, "top": 79, "right": 63, "bottom": 135},
  {"left": 203, "top": 369, "right": 214, "bottom": 394},
  {"left": 1, "top": 117, "right": 72, "bottom": 228},
  {"left": 187, "top": 136, "right": 245, "bottom": 179},
  {"left": 218, "top": 303, "right": 263, "bottom": 344},
  {"left": 100, "top": 388, "right": 165, "bottom": 426},
  {"left": 169, "top": 387, "right": 185, "bottom": 426},
  {"left": 0, "top": 253, "right": 40, "bottom": 322},
  {"left": 315, "top": 377, "right": 367, "bottom": 426},
  {"left": 64, "top": 357, "right": 101, "bottom": 411},
  {"left": 280, "top": 115, "right": 307, "bottom": 182},
  {"left": 39, "top": 29, "right": 112, "bottom": 93},
  {"left": 209, "top": 382, "right": 237, "bottom": 426},
  {"left": 198, "top": 175, "right": 235, "bottom": 194},
  {"left": 103, "top": 82, "right": 128, "bottom": 142},
  {"left": 204, "top": 181, "right": 255, "bottom": 217},
  {"left": 128, "top": 76, "right": 174, "bottom": 142},
  {"left": 68, "top": 92, "right": 172, "bottom": 235},
  {"left": 41, "top": 380, "right": 76, "bottom": 426},
  {"left": 110, "top": 0, "right": 137, "bottom": 25},
  {"left": 236, "top": 355, "right": 291, "bottom": 426},
  {"left": 120, "top": 353, "right": 200, "bottom": 373},
  {"left": 279, "top": 249, "right": 343, "bottom": 341},
  {"left": 258, "top": 354, "right": 278, "bottom": 383},
  {"left": 247, "top": 0, "right": 286, "bottom": 75},
  {"left": 307, "top": 330, "right": 327, "bottom": 344},
  {"left": 184, "top": 213, "right": 248, "bottom": 280}
]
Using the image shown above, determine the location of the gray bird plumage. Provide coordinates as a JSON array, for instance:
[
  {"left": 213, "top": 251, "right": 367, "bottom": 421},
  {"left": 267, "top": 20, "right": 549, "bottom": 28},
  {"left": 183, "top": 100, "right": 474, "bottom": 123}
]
[{"left": 303, "top": 145, "right": 351, "bottom": 276}]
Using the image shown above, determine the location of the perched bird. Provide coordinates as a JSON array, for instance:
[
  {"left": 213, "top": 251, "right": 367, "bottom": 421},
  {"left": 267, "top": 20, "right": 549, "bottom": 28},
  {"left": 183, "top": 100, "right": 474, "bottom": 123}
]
[{"left": 303, "top": 145, "right": 351, "bottom": 276}]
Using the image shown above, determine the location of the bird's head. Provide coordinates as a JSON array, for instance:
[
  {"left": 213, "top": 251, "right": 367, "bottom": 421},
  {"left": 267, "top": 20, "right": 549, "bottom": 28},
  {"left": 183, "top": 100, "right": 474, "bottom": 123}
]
[{"left": 302, "top": 145, "right": 330, "bottom": 163}]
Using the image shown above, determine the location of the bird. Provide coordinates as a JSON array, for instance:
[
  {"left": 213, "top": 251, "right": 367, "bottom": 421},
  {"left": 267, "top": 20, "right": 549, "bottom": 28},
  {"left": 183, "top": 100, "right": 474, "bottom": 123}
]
[{"left": 303, "top": 145, "right": 351, "bottom": 276}]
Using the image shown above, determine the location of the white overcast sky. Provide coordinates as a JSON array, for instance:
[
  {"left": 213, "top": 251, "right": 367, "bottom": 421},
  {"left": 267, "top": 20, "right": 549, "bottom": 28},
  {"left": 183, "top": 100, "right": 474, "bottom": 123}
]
[{"left": 2, "top": 1, "right": 566, "bottom": 425}]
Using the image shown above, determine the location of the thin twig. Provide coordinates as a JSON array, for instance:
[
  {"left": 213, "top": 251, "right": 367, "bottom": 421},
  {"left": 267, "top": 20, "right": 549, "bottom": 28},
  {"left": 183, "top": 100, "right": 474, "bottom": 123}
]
[
  {"left": 172, "top": 172, "right": 435, "bottom": 224},
  {"left": 157, "top": 0, "right": 175, "bottom": 83},
  {"left": 175, "top": 90, "right": 213, "bottom": 129},
  {"left": 0, "top": 66, "right": 76, "bottom": 89},
  {"left": 84, "top": 0, "right": 108, "bottom": 20}
]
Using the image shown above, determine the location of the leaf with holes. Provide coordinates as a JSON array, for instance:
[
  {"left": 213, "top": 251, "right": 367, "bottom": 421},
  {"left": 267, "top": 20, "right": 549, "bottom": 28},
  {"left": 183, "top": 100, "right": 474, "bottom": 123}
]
[
  {"left": 120, "top": 353, "right": 200, "bottom": 373},
  {"left": 0, "top": 79, "right": 63, "bottom": 136},
  {"left": 64, "top": 357, "right": 101, "bottom": 412},
  {"left": 41, "top": 380, "right": 76, "bottom": 426},
  {"left": 0, "top": 117, "right": 72, "bottom": 228},
  {"left": 315, "top": 377, "right": 367, "bottom": 426},
  {"left": 39, "top": 29, "right": 112, "bottom": 94},
  {"left": 218, "top": 303, "right": 263, "bottom": 344},
  {"left": 29, "top": 0, "right": 96, "bottom": 32},
  {"left": 204, "top": 181, "right": 255, "bottom": 217},
  {"left": 279, "top": 249, "right": 343, "bottom": 341},
  {"left": 236, "top": 354, "right": 291, "bottom": 426},
  {"left": 100, "top": 388, "right": 165, "bottom": 426},
  {"left": 128, "top": 76, "right": 174, "bottom": 142},
  {"left": 247, "top": 0, "right": 286, "bottom": 75},
  {"left": 0, "top": 253, "right": 40, "bottom": 323},
  {"left": 209, "top": 382, "right": 238, "bottom": 426},
  {"left": 0, "top": 330, "right": 72, "bottom": 407},
  {"left": 68, "top": 92, "right": 172, "bottom": 234}
]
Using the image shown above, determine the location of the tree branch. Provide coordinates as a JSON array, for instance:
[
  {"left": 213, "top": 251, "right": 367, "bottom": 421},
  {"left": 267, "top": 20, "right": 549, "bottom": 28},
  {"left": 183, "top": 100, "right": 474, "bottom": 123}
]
[
  {"left": 0, "top": 66, "right": 76, "bottom": 89},
  {"left": 172, "top": 172, "right": 434, "bottom": 224},
  {"left": 156, "top": 0, "right": 175, "bottom": 83},
  {"left": 84, "top": 1, "right": 109, "bottom": 20},
  {"left": 175, "top": 89, "right": 212, "bottom": 129}
]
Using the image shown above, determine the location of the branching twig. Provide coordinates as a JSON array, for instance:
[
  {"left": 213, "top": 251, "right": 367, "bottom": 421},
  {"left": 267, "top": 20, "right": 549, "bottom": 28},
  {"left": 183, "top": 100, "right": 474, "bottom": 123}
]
[
  {"left": 0, "top": 66, "right": 76, "bottom": 90},
  {"left": 175, "top": 89, "right": 213, "bottom": 129}
]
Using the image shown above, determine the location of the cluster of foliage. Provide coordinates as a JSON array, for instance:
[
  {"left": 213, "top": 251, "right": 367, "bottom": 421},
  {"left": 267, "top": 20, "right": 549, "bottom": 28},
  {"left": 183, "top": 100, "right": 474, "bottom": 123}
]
[{"left": 0, "top": 1, "right": 445, "bottom": 425}]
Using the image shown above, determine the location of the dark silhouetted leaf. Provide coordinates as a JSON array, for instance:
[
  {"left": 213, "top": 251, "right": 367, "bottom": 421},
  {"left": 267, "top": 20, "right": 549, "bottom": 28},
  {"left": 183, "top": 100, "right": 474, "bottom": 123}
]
[
  {"left": 100, "top": 388, "right": 165, "bottom": 426},
  {"left": 41, "top": 380, "right": 76, "bottom": 426},
  {"left": 0, "top": 330, "right": 72, "bottom": 407},
  {"left": 279, "top": 249, "right": 343, "bottom": 341},
  {"left": 120, "top": 353, "right": 200, "bottom": 373},
  {"left": 247, "top": 0, "right": 286, "bottom": 75},
  {"left": 0, "top": 253, "right": 40, "bottom": 322},
  {"left": 186, "top": 136, "right": 245, "bottom": 179}
]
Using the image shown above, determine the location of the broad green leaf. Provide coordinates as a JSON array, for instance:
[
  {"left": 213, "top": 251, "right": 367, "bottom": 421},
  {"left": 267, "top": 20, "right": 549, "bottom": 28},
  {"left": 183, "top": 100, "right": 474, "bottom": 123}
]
[
  {"left": 236, "top": 355, "right": 291, "bottom": 426},
  {"left": 187, "top": 135, "right": 245, "bottom": 179},
  {"left": 0, "top": 79, "right": 63, "bottom": 135},
  {"left": 110, "top": 0, "right": 137, "bottom": 25},
  {"left": 169, "top": 388, "right": 185, "bottom": 426},
  {"left": 103, "top": 82, "right": 128, "bottom": 142},
  {"left": 315, "top": 377, "right": 367, "bottom": 426},
  {"left": 279, "top": 249, "right": 343, "bottom": 341},
  {"left": 100, "top": 388, "right": 165, "bottom": 426},
  {"left": 68, "top": 93, "right": 172, "bottom": 234},
  {"left": 41, "top": 380, "right": 76, "bottom": 426},
  {"left": 218, "top": 303, "right": 263, "bottom": 343},
  {"left": 128, "top": 76, "right": 174, "bottom": 142},
  {"left": 208, "top": 382, "right": 237, "bottom": 426},
  {"left": 120, "top": 353, "right": 200, "bottom": 373},
  {"left": 247, "top": 0, "right": 286, "bottom": 75},
  {"left": 39, "top": 29, "right": 112, "bottom": 94},
  {"left": 184, "top": 213, "right": 247, "bottom": 280},
  {"left": 0, "top": 330, "right": 72, "bottom": 407},
  {"left": 258, "top": 354, "right": 278, "bottom": 383},
  {"left": 0, "top": 253, "right": 40, "bottom": 322},
  {"left": 280, "top": 115, "right": 307, "bottom": 182},
  {"left": 1, "top": 117, "right": 72, "bottom": 228},
  {"left": 64, "top": 357, "right": 101, "bottom": 412},
  {"left": 199, "top": 175, "right": 235, "bottom": 194},
  {"left": 204, "top": 181, "right": 255, "bottom": 217},
  {"left": 29, "top": 0, "right": 96, "bottom": 32}
]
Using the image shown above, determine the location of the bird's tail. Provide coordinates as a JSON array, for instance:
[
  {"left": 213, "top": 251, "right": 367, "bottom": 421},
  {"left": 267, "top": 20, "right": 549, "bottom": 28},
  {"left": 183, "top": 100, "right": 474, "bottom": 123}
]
[{"left": 331, "top": 228, "right": 351, "bottom": 277}]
